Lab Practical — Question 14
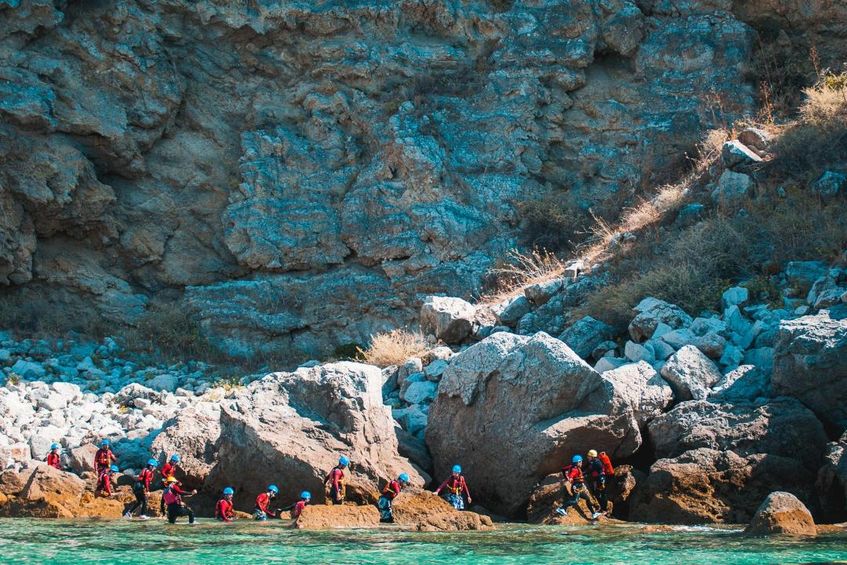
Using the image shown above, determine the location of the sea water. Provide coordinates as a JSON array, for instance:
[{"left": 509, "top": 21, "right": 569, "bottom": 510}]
[{"left": 2, "top": 519, "right": 846, "bottom": 564}]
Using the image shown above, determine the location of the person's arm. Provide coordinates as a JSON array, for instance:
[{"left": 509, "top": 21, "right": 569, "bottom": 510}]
[
  {"left": 462, "top": 477, "right": 471, "bottom": 502},
  {"left": 434, "top": 478, "right": 450, "bottom": 495}
]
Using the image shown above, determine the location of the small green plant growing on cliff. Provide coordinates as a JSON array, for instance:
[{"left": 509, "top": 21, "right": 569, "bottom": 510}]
[
  {"left": 6, "top": 373, "right": 20, "bottom": 386},
  {"left": 357, "top": 329, "right": 429, "bottom": 368}
]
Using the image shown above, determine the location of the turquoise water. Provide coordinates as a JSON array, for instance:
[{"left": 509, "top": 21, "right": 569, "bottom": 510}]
[{"left": 2, "top": 519, "right": 846, "bottom": 564}]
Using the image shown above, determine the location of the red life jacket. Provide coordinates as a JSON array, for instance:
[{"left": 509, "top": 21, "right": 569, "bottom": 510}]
[
  {"left": 163, "top": 488, "right": 181, "bottom": 506},
  {"left": 382, "top": 480, "right": 402, "bottom": 500},
  {"left": 161, "top": 462, "right": 176, "bottom": 479},
  {"left": 292, "top": 500, "right": 307, "bottom": 519},
  {"left": 46, "top": 452, "right": 61, "bottom": 469},
  {"left": 563, "top": 464, "right": 585, "bottom": 485},
  {"left": 137, "top": 468, "right": 154, "bottom": 490},
  {"left": 325, "top": 467, "right": 345, "bottom": 489},
  {"left": 215, "top": 498, "right": 233, "bottom": 521},
  {"left": 256, "top": 492, "right": 273, "bottom": 514},
  {"left": 598, "top": 452, "right": 615, "bottom": 476},
  {"left": 94, "top": 448, "right": 114, "bottom": 468}
]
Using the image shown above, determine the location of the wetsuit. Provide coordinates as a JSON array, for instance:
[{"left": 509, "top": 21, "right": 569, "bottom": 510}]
[
  {"left": 96, "top": 469, "right": 114, "bottom": 496},
  {"left": 292, "top": 500, "right": 308, "bottom": 519},
  {"left": 435, "top": 475, "right": 470, "bottom": 510},
  {"left": 254, "top": 492, "right": 277, "bottom": 521},
  {"left": 46, "top": 452, "right": 61, "bottom": 470},
  {"left": 325, "top": 466, "right": 345, "bottom": 504},
  {"left": 215, "top": 498, "right": 234, "bottom": 522},
  {"left": 127, "top": 467, "right": 154, "bottom": 517},
  {"left": 378, "top": 480, "right": 402, "bottom": 523},
  {"left": 93, "top": 447, "right": 116, "bottom": 475},
  {"left": 561, "top": 464, "right": 597, "bottom": 515},
  {"left": 159, "top": 462, "right": 177, "bottom": 514},
  {"left": 164, "top": 484, "right": 194, "bottom": 524},
  {"left": 586, "top": 458, "right": 608, "bottom": 513}
]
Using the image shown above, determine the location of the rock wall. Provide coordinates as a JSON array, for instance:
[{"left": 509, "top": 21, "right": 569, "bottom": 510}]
[{"left": 0, "top": 0, "right": 764, "bottom": 363}]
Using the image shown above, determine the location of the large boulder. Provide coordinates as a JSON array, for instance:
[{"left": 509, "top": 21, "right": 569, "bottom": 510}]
[
  {"left": 660, "top": 345, "right": 723, "bottom": 401},
  {"left": 151, "top": 402, "right": 222, "bottom": 488},
  {"left": 426, "top": 332, "right": 641, "bottom": 516},
  {"left": 292, "top": 491, "right": 493, "bottom": 531},
  {"left": 558, "top": 316, "right": 615, "bottom": 360},
  {"left": 816, "top": 433, "right": 847, "bottom": 522},
  {"left": 600, "top": 362, "right": 674, "bottom": 426},
  {"left": 420, "top": 296, "right": 477, "bottom": 344},
  {"left": 629, "top": 298, "right": 693, "bottom": 342},
  {"left": 630, "top": 448, "right": 815, "bottom": 524},
  {"left": 648, "top": 399, "right": 827, "bottom": 466},
  {"left": 772, "top": 311, "right": 847, "bottom": 432},
  {"left": 745, "top": 491, "right": 816, "bottom": 536},
  {"left": 207, "top": 362, "right": 423, "bottom": 509}
]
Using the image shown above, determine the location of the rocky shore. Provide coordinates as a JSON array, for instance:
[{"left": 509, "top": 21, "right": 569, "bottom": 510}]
[{"left": 0, "top": 256, "right": 844, "bottom": 532}]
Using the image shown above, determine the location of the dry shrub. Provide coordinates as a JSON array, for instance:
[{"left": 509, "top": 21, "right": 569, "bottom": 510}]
[
  {"left": 579, "top": 189, "right": 847, "bottom": 330},
  {"left": 517, "top": 192, "right": 594, "bottom": 252},
  {"left": 357, "top": 329, "right": 429, "bottom": 367},
  {"left": 482, "top": 249, "right": 566, "bottom": 303},
  {"left": 768, "top": 70, "right": 847, "bottom": 179}
]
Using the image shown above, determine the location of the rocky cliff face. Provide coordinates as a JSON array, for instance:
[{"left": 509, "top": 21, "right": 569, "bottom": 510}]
[{"left": 1, "top": 0, "right": 835, "bottom": 363}]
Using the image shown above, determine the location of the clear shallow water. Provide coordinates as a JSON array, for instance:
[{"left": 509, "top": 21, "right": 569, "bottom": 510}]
[{"left": 1, "top": 519, "right": 846, "bottom": 565}]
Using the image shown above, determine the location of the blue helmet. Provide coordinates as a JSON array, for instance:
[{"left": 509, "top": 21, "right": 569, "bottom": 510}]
[
  {"left": 147, "top": 458, "right": 158, "bottom": 467},
  {"left": 398, "top": 473, "right": 410, "bottom": 484},
  {"left": 50, "top": 443, "right": 60, "bottom": 450},
  {"left": 268, "top": 484, "right": 279, "bottom": 494},
  {"left": 223, "top": 487, "right": 234, "bottom": 496},
  {"left": 110, "top": 464, "right": 119, "bottom": 473},
  {"left": 170, "top": 454, "right": 180, "bottom": 463},
  {"left": 301, "top": 491, "right": 312, "bottom": 500},
  {"left": 452, "top": 464, "right": 462, "bottom": 474},
  {"left": 571, "top": 455, "right": 583, "bottom": 464},
  {"left": 100, "top": 439, "right": 110, "bottom": 447},
  {"left": 339, "top": 455, "right": 350, "bottom": 467}
]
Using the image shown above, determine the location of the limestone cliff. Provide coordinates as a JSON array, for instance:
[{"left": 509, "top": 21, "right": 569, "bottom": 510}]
[{"left": 0, "top": 0, "right": 841, "bottom": 363}]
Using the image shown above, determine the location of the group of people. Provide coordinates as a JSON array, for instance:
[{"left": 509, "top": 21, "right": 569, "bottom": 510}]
[
  {"left": 48, "top": 439, "right": 610, "bottom": 523},
  {"left": 556, "top": 449, "right": 615, "bottom": 520}
]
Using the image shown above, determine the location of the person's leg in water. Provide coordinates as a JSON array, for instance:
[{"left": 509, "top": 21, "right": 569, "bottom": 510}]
[
  {"left": 167, "top": 503, "right": 195, "bottom": 524},
  {"left": 377, "top": 496, "right": 393, "bottom": 523},
  {"left": 125, "top": 486, "right": 145, "bottom": 517}
]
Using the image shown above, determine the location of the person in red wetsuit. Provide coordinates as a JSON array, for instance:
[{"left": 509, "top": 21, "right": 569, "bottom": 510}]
[
  {"left": 93, "top": 439, "right": 117, "bottom": 476},
  {"left": 215, "top": 487, "right": 235, "bottom": 522},
  {"left": 125, "top": 458, "right": 157, "bottom": 519},
  {"left": 159, "top": 454, "right": 180, "bottom": 516},
  {"left": 254, "top": 484, "right": 280, "bottom": 521},
  {"left": 435, "top": 464, "right": 472, "bottom": 510},
  {"left": 556, "top": 455, "right": 600, "bottom": 520},
  {"left": 46, "top": 443, "right": 61, "bottom": 470},
  {"left": 586, "top": 449, "right": 609, "bottom": 515},
  {"left": 96, "top": 464, "right": 119, "bottom": 497},
  {"left": 377, "top": 473, "right": 410, "bottom": 523},
  {"left": 163, "top": 476, "right": 196, "bottom": 524},
  {"left": 324, "top": 455, "right": 349, "bottom": 504},
  {"left": 290, "top": 491, "right": 311, "bottom": 520}
]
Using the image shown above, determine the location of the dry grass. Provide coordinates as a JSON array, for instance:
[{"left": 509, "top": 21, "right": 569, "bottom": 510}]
[
  {"left": 480, "top": 249, "right": 567, "bottom": 304},
  {"left": 768, "top": 70, "right": 847, "bottom": 179},
  {"left": 356, "top": 329, "right": 430, "bottom": 368}
]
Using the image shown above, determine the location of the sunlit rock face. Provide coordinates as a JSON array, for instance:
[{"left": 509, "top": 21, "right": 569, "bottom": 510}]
[{"left": 0, "top": 0, "right": 763, "bottom": 363}]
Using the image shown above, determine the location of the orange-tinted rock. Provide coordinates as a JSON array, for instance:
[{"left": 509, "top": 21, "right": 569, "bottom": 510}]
[{"left": 745, "top": 492, "right": 817, "bottom": 536}]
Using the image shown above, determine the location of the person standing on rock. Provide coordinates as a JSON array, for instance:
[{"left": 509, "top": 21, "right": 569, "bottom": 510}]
[
  {"left": 93, "top": 439, "right": 117, "bottom": 476},
  {"left": 585, "top": 450, "right": 609, "bottom": 516},
  {"left": 254, "top": 484, "right": 280, "bottom": 520},
  {"left": 159, "top": 454, "right": 181, "bottom": 516},
  {"left": 46, "top": 443, "right": 62, "bottom": 470},
  {"left": 291, "top": 491, "right": 311, "bottom": 520},
  {"left": 555, "top": 455, "right": 601, "bottom": 520},
  {"left": 215, "top": 487, "right": 235, "bottom": 523},
  {"left": 125, "top": 458, "right": 157, "bottom": 520},
  {"left": 434, "top": 465, "right": 472, "bottom": 510},
  {"left": 163, "top": 476, "right": 196, "bottom": 525},
  {"left": 324, "top": 456, "right": 349, "bottom": 505},
  {"left": 96, "top": 464, "right": 119, "bottom": 497},
  {"left": 378, "top": 473, "right": 410, "bottom": 523}
]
